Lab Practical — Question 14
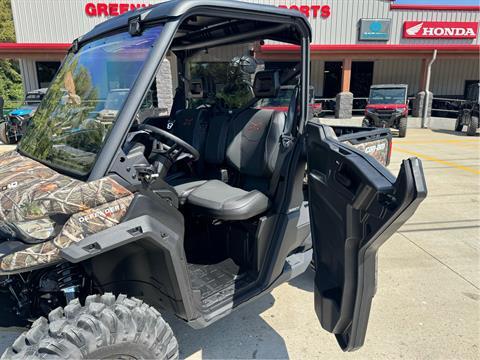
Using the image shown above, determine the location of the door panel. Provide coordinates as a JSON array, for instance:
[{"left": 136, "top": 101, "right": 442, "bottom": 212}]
[{"left": 306, "top": 123, "right": 427, "bottom": 351}]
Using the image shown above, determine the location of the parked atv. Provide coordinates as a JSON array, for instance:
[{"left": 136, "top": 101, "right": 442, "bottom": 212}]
[
  {"left": 455, "top": 82, "right": 479, "bottom": 136},
  {"left": 0, "top": 1, "right": 426, "bottom": 359},
  {"left": 363, "top": 84, "right": 409, "bottom": 138},
  {"left": 0, "top": 88, "right": 47, "bottom": 144}
]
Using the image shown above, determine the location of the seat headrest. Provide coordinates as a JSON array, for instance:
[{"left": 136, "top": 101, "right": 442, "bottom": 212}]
[{"left": 253, "top": 70, "right": 280, "bottom": 98}]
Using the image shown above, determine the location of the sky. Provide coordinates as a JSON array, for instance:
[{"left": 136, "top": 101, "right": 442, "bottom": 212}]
[{"left": 395, "top": 0, "right": 479, "bottom": 4}]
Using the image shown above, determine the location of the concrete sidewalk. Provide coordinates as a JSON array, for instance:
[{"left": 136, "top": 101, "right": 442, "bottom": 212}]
[{"left": 318, "top": 115, "right": 460, "bottom": 131}]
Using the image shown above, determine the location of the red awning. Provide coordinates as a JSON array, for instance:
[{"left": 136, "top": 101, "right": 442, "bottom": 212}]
[
  {"left": 390, "top": 4, "right": 480, "bottom": 11},
  {"left": 261, "top": 44, "right": 480, "bottom": 53},
  {"left": 0, "top": 43, "right": 70, "bottom": 58}
]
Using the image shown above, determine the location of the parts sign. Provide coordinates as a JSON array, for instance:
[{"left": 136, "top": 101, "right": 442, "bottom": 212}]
[{"left": 403, "top": 21, "right": 478, "bottom": 39}]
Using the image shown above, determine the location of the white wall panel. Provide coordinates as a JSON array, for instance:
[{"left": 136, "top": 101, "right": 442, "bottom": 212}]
[
  {"left": 19, "top": 59, "right": 38, "bottom": 92},
  {"left": 369, "top": 58, "right": 480, "bottom": 96},
  {"left": 431, "top": 59, "right": 480, "bottom": 96},
  {"left": 11, "top": 0, "right": 167, "bottom": 43},
  {"left": 373, "top": 59, "right": 423, "bottom": 95},
  {"left": 9, "top": 0, "right": 480, "bottom": 97},
  {"left": 11, "top": 0, "right": 480, "bottom": 45},
  {"left": 310, "top": 59, "right": 324, "bottom": 96}
]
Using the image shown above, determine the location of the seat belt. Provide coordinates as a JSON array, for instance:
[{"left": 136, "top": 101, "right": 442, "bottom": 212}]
[
  {"left": 167, "top": 86, "right": 186, "bottom": 129},
  {"left": 269, "top": 86, "right": 299, "bottom": 196},
  {"left": 281, "top": 86, "right": 299, "bottom": 149}
]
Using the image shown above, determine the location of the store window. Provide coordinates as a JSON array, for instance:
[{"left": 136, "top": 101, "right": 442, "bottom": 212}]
[
  {"left": 36, "top": 61, "right": 61, "bottom": 89},
  {"left": 351, "top": 61, "right": 374, "bottom": 98}
]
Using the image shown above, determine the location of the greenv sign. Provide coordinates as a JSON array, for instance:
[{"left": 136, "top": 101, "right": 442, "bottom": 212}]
[{"left": 359, "top": 19, "right": 391, "bottom": 41}]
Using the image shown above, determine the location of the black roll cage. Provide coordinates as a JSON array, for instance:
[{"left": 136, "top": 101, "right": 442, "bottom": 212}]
[
  {"left": 67, "top": 4, "right": 313, "bottom": 324},
  {"left": 86, "top": 5, "right": 311, "bottom": 181}
]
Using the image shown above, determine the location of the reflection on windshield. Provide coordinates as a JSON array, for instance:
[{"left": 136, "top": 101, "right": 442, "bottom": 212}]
[
  {"left": 256, "top": 89, "right": 294, "bottom": 108},
  {"left": 19, "top": 26, "right": 163, "bottom": 176},
  {"left": 104, "top": 90, "right": 129, "bottom": 110},
  {"left": 369, "top": 88, "right": 406, "bottom": 105}
]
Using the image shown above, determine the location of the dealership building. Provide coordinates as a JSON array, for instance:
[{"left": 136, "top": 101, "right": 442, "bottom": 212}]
[{"left": 1, "top": 0, "right": 479, "bottom": 107}]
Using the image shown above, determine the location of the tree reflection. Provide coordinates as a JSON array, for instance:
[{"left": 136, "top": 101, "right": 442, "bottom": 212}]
[{"left": 19, "top": 57, "right": 100, "bottom": 172}]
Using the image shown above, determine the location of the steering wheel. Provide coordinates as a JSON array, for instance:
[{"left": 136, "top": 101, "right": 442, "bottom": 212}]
[{"left": 138, "top": 123, "right": 200, "bottom": 162}]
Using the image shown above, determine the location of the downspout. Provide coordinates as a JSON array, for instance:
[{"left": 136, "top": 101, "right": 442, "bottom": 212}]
[{"left": 422, "top": 49, "right": 437, "bottom": 128}]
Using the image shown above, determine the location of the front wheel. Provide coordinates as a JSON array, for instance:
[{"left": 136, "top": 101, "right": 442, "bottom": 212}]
[
  {"left": 467, "top": 116, "right": 479, "bottom": 136},
  {"left": 398, "top": 117, "right": 408, "bottom": 138},
  {"left": 1, "top": 293, "right": 179, "bottom": 360},
  {"left": 0, "top": 122, "right": 10, "bottom": 144}
]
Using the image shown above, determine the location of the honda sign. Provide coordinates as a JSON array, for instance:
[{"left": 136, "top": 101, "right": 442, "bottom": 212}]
[{"left": 403, "top": 21, "right": 478, "bottom": 39}]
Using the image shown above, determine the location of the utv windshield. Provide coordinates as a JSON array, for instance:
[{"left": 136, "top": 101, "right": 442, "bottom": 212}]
[
  {"left": 18, "top": 25, "right": 163, "bottom": 176},
  {"left": 369, "top": 88, "right": 407, "bottom": 105}
]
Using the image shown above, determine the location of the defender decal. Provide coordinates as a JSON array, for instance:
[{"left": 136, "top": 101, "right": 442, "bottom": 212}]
[{"left": 78, "top": 203, "right": 126, "bottom": 223}]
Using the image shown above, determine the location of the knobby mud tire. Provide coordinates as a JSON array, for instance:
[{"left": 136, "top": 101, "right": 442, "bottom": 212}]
[{"left": 1, "top": 293, "right": 179, "bottom": 360}]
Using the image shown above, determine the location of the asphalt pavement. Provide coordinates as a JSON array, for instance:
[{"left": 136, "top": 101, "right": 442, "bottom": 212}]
[{"left": 0, "top": 127, "right": 479, "bottom": 359}]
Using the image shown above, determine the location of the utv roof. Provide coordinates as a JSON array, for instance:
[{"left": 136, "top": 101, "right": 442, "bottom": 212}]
[
  {"left": 79, "top": 0, "right": 311, "bottom": 45},
  {"left": 370, "top": 84, "right": 408, "bottom": 89}
]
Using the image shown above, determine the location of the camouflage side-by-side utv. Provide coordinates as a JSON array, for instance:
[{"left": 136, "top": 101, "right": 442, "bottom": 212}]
[{"left": 0, "top": 1, "right": 426, "bottom": 359}]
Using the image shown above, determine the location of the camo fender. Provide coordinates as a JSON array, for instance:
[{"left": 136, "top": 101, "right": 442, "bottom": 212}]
[
  {"left": 0, "top": 152, "right": 131, "bottom": 224},
  {"left": 0, "top": 151, "right": 57, "bottom": 192},
  {"left": 0, "top": 150, "right": 134, "bottom": 273},
  {"left": 0, "top": 195, "right": 134, "bottom": 272}
]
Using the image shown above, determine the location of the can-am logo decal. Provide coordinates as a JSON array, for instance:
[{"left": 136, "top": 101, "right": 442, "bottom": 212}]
[
  {"left": 403, "top": 21, "right": 478, "bottom": 39},
  {"left": 78, "top": 204, "right": 125, "bottom": 223},
  {"left": 364, "top": 143, "right": 386, "bottom": 154}
]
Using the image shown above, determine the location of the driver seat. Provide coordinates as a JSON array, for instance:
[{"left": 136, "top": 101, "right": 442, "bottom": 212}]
[{"left": 179, "top": 70, "right": 285, "bottom": 221}]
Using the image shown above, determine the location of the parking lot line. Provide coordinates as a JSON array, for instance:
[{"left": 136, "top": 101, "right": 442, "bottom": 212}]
[
  {"left": 397, "top": 139, "right": 480, "bottom": 149},
  {"left": 398, "top": 139, "right": 479, "bottom": 144},
  {"left": 394, "top": 147, "right": 480, "bottom": 175}
]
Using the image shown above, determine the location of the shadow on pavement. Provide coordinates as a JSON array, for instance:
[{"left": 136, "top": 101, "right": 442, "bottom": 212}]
[
  {"left": 164, "top": 293, "right": 289, "bottom": 359},
  {"left": 287, "top": 267, "right": 314, "bottom": 293},
  {"left": 431, "top": 129, "right": 479, "bottom": 137},
  {"left": 0, "top": 293, "right": 290, "bottom": 359}
]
